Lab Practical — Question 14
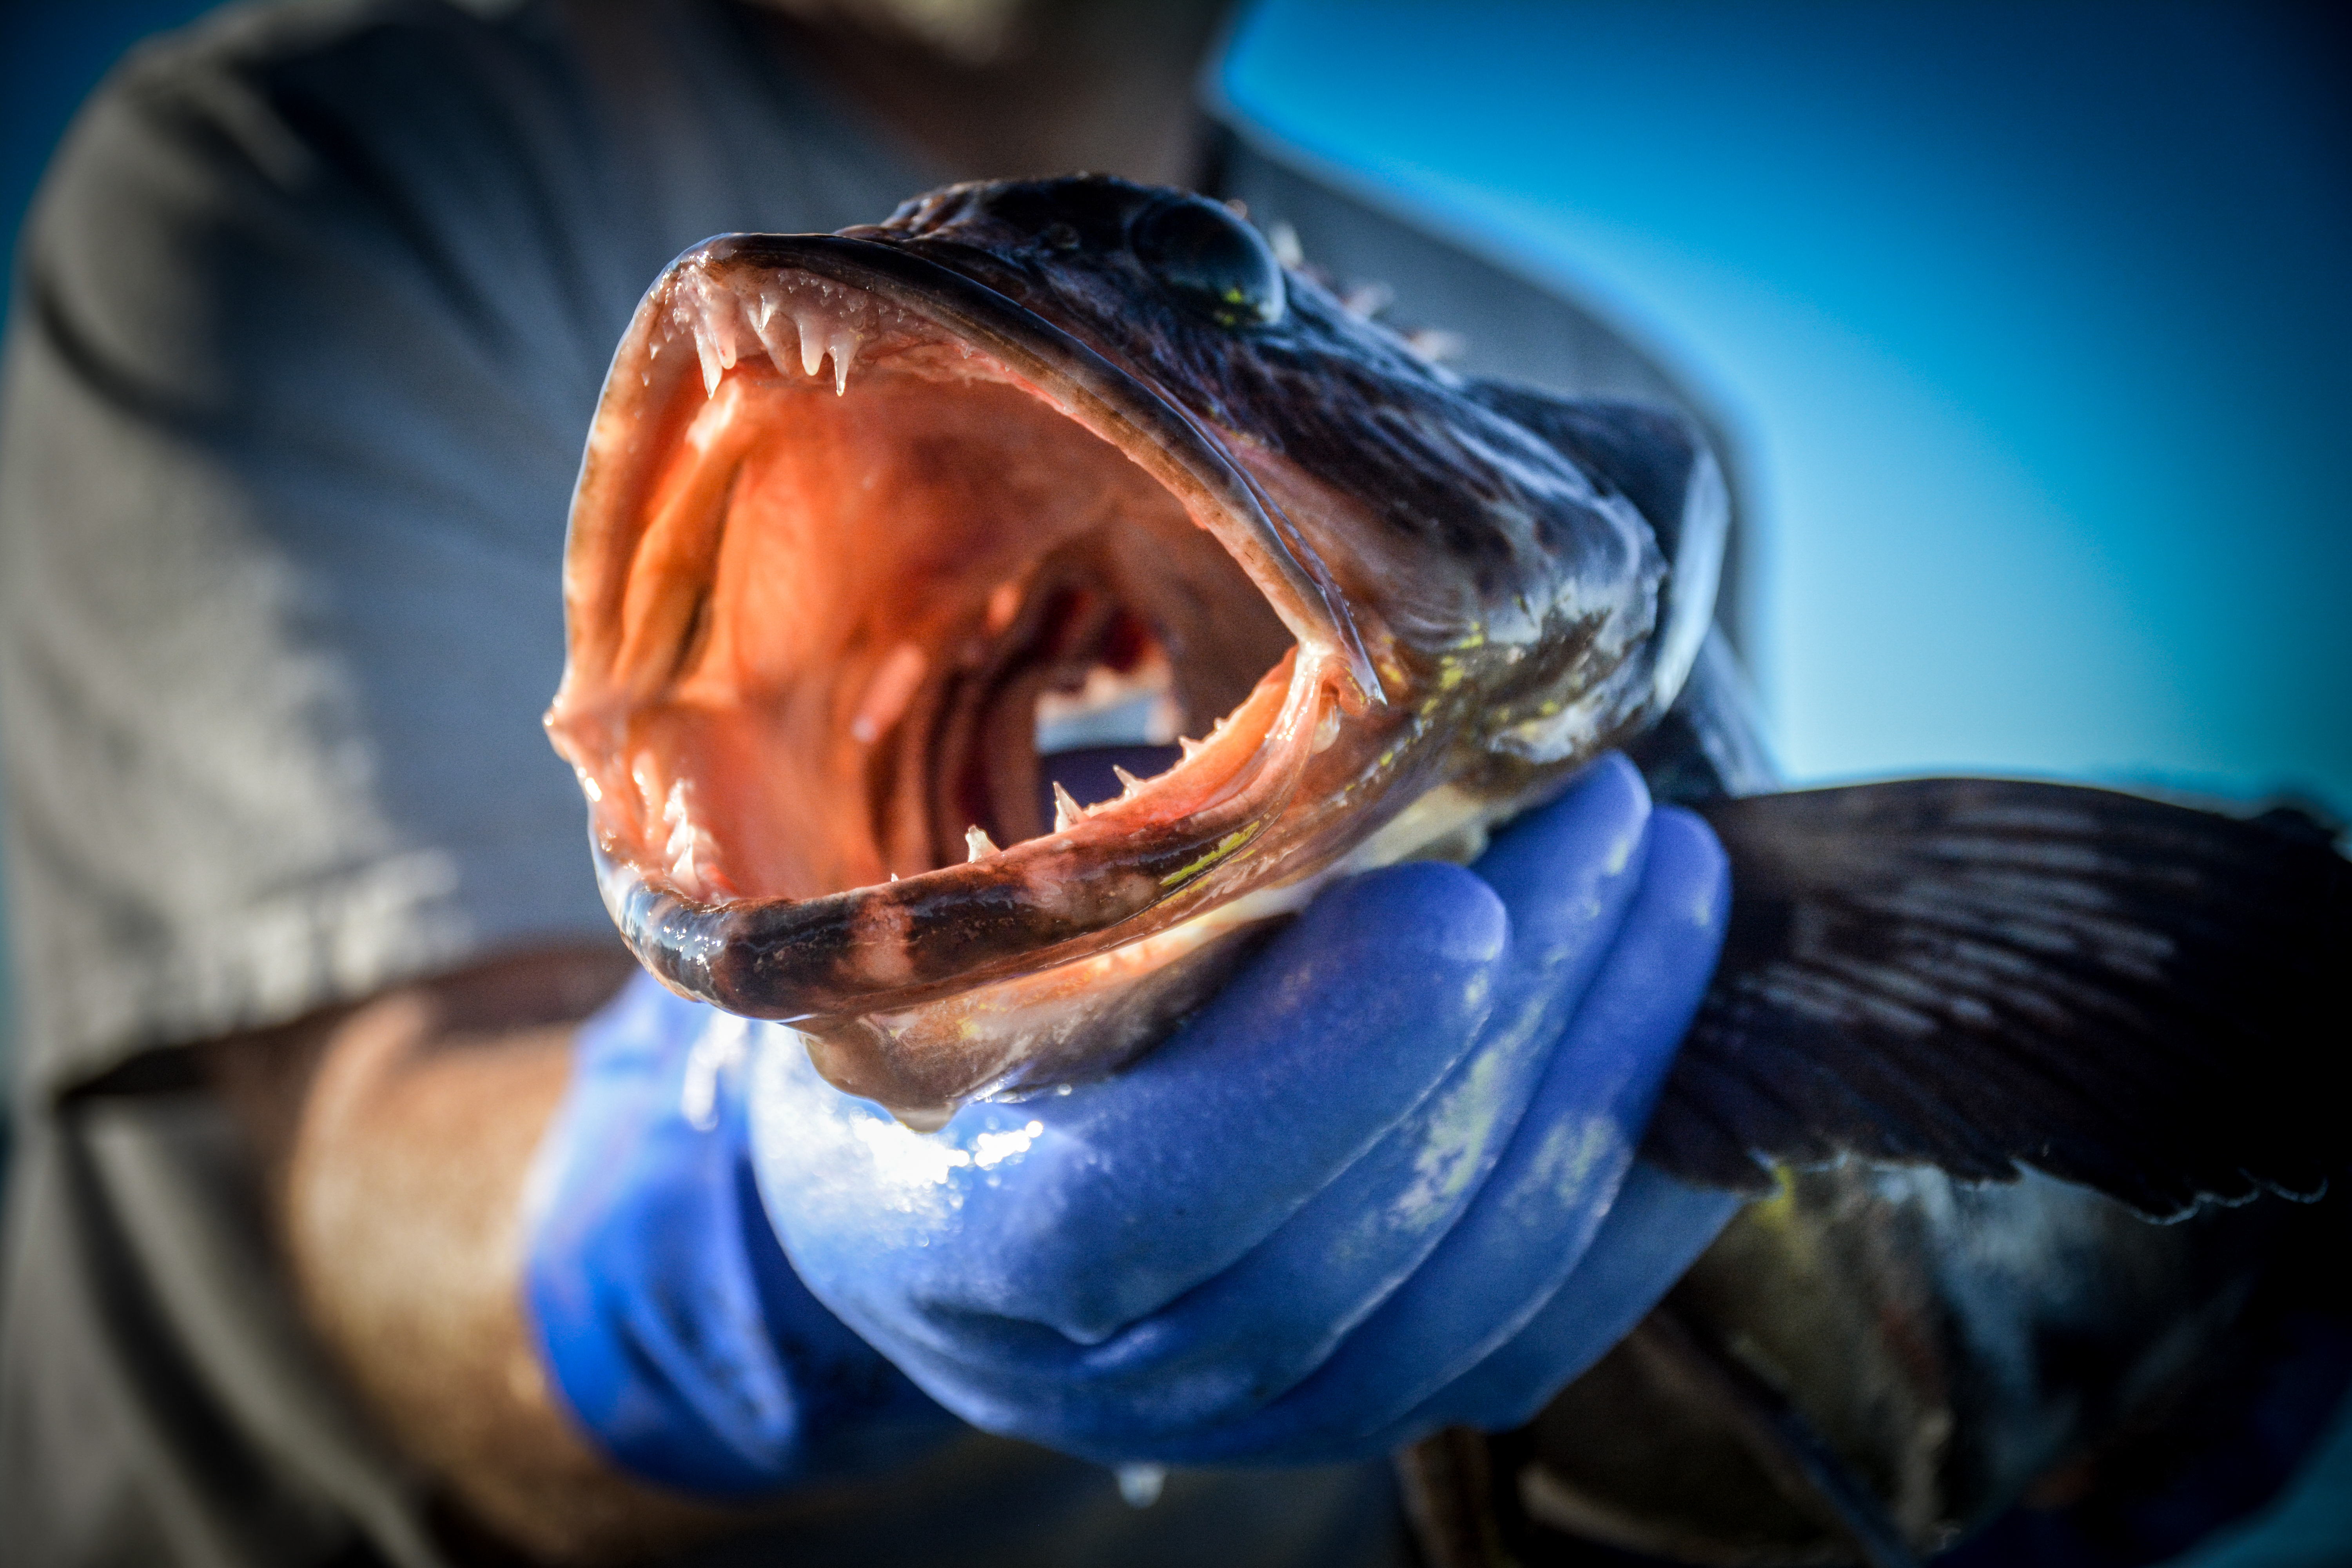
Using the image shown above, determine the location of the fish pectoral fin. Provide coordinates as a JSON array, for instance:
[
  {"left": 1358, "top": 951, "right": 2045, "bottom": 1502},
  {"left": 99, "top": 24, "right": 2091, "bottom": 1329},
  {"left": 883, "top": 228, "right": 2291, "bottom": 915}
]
[{"left": 1642, "top": 779, "right": 2350, "bottom": 1220}]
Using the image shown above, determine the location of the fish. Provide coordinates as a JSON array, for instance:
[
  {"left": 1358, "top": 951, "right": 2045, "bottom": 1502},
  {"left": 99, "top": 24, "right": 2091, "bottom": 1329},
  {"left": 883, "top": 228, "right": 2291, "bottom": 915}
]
[
  {"left": 547, "top": 175, "right": 1731, "bottom": 1124},
  {"left": 543, "top": 176, "right": 2349, "bottom": 1563}
]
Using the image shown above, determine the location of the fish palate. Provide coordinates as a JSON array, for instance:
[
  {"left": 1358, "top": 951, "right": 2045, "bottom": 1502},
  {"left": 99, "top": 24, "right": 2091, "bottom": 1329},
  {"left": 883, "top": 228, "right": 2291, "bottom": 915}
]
[{"left": 544, "top": 175, "right": 1726, "bottom": 1126}]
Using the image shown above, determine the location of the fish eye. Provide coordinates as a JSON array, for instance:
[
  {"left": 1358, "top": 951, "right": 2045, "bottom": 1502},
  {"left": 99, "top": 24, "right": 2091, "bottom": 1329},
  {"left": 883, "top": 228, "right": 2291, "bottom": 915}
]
[{"left": 1130, "top": 196, "right": 1286, "bottom": 330}]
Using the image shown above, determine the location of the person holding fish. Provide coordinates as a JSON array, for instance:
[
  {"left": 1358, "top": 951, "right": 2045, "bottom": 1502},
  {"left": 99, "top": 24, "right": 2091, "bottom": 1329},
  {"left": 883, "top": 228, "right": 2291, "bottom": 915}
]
[
  {"left": 4, "top": 2, "right": 2345, "bottom": 1567},
  {"left": 0, "top": 2, "right": 1754, "bottom": 1562}
]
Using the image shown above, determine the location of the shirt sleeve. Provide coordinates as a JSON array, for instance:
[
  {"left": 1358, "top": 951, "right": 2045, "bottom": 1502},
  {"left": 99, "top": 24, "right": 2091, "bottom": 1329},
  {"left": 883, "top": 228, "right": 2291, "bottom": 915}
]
[{"left": 0, "top": 4, "right": 648, "bottom": 1096}]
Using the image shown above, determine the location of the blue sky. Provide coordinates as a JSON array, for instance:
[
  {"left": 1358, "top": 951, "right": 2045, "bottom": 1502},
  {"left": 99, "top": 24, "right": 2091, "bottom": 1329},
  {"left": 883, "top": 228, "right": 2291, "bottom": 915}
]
[{"left": 1225, "top": 1, "right": 2351, "bottom": 815}]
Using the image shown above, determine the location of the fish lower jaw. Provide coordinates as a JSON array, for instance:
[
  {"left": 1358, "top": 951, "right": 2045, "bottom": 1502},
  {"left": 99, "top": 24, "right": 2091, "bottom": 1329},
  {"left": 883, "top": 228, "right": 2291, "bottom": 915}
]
[{"left": 789, "top": 779, "right": 1505, "bottom": 1126}]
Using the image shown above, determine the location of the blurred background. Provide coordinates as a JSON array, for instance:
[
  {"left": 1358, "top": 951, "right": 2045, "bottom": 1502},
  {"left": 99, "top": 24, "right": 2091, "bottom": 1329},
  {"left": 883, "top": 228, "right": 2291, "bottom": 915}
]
[{"left": 2, "top": 1, "right": 2347, "bottom": 1555}]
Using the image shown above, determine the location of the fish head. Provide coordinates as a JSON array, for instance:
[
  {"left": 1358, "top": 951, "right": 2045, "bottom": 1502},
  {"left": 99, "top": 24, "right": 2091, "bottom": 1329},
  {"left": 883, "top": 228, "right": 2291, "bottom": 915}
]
[{"left": 544, "top": 175, "right": 1713, "bottom": 1122}]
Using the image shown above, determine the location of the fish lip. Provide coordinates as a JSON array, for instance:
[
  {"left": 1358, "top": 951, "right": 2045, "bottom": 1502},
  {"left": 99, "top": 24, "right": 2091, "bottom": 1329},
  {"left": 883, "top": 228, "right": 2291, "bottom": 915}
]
[{"left": 719, "top": 233, "right": 1385, "bottom": 707}]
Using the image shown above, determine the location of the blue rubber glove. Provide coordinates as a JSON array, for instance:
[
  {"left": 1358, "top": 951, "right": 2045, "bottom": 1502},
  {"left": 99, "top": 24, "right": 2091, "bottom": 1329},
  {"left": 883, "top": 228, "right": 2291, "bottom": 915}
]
[
  {"left": 746, "top": 753, "right": 1744, "bottom": 1466},
  {"left": 523, "top": 968, "right": 958, "bottom": 1495}
]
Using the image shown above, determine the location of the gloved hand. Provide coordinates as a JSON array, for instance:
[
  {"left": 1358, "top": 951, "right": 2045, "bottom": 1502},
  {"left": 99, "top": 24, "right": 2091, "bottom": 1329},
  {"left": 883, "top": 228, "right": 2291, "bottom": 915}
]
[
  {"left": 746, "top": 753, "right": 1744, "bottom": 1466},
  {"left": 523, "top": 965, "right": 958, "bottom": 1495}
]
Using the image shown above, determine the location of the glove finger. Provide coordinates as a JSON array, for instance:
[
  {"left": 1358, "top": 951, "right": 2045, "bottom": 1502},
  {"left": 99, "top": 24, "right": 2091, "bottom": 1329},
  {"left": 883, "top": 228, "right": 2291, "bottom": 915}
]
[
  {"left": 754, "top": 860, "right": 1508, "bottom": 1347},
  {"left": 1475, "top": 753, "right": 1658, "bottom": 967},
  {"left": 975, "top": 754, "right": 1662, "bottom": 1343},
  {"left": 1161, "top": 804, "right": 1731, "bottom": 1461},
  {"left": 527, "top": 973, "right": 944, "bottom": 1493},
  {"left": 1366, "top": 1159, "right": 1746, "bottom": 1446}
]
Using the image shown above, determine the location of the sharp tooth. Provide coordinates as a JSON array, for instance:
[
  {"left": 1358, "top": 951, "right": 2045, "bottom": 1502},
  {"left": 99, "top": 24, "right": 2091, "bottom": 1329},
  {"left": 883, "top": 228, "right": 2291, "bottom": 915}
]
[
  {"left": 750, "top": 292, "right": 794, "bottom": 372},
  {"left": 1052, "top": 781, "right": 1083, "bottom": 833},
  {"left": 1112, "top": 765, "right": 1143, "bottom": 796},
  {"left": 796, "top": 312, "right": 826, "bottom": 377},
  {"left": 1313, "top": 706, "right": 1341, "bottom": 753},
  {"left": 965, "top": 825, "right": 999, "bottom": 862},
  {"left": 693, "top": 325, "right": 722, "bottom": 396},
  {"left": 827, "top": 325, "right": 860, "bottom": 396},
  {"left": 1178, "top": 736, "right": 1204, "bottom": 760}
]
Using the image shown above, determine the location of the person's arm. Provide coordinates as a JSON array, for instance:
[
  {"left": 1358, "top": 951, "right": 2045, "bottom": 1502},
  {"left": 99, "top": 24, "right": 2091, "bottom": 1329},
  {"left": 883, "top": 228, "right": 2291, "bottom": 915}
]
[{"left": 204, "top": 947, "right": 729, "bottom": 1562}]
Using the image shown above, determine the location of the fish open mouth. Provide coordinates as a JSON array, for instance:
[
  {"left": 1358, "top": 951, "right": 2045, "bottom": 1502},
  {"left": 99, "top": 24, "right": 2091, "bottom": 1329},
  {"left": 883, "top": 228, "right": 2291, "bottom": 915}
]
[{"left": 547, "top": 235, "right": 1416, "bottom": 1090}]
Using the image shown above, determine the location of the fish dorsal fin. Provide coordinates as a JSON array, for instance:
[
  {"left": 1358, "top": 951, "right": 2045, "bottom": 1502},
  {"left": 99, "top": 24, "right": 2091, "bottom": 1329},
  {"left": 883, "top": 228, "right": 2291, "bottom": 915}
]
[
  {"left": 1468, "top": 387, "right": 1726, "bottom": 714},
  {"left": 1644, "top": 779, "right": 2350, "bottom": 1219}
]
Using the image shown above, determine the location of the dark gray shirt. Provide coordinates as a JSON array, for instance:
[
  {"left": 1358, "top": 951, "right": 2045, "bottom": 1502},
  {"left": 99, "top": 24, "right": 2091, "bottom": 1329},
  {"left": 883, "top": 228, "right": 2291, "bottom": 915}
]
[{"left": 0, "top": 2, "right": 1707, "bottom": 1562}]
